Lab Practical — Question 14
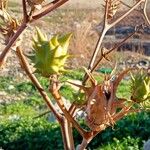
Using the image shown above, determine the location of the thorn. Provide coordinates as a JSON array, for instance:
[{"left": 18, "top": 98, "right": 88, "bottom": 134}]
[
  {"left": 66, "top": 80, "right": 87, "bottom": 91},
  {"left": 101, "top": 47, "right": 110, "bottom": 61},
  {"left": 83, "top": 67, "right": 97, "bottom": 86}
]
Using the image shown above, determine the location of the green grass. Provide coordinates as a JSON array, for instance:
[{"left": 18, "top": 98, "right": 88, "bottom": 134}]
[{"left": 96, "top": 136, "right": 141, "bottom": 150}]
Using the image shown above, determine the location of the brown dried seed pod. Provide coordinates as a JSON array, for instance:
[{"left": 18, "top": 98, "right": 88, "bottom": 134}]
[
  {"left": 0, "top": 0, "right": 8, "bottom": 9},
  {"left": 104, "top": 0, "right": 121, "bottom": 19}
]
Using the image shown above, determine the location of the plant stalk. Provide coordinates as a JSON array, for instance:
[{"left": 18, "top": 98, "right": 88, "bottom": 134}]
[
  {"left": 16, "top": 47, "right": 62, "bottom": 120},
  {"left": 49, "top": 75, "right": 87, "bottom": 138},
  {"left": 16, "top": 46, "right": 76, "bottom": 149},
  {"left": 60, "top": 116, "right": 75, "bottom": 150},
  {"left": 31, "top": 0, "right": 69, "bottom": 21}
]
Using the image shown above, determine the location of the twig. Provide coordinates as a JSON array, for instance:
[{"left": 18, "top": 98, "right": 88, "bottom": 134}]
[
  {"left": 66, "top": 119, "right": 75, "bottom": 150},
  {"left": 86, "top": 0, "right": 109, "bottom": 73},
  {"left": 120, "top": 1, "right": 140, "bottom": 12},
  {"left": 22, "top": 0, "right": 28, "bottom": 22},
  {"left": 113, "top": 106, "right": 133, "bottom": 122},
  {"left": 33, "top": 110, "right": 51, "bottom": 119},
  {"left": 60, "top": 116, "right": 75, "bottom": 150},
  {"left": 109, "top": 0, "right": 145, "bottom": 28},
  {"left": 78, "top": 139, "right": 88, "bottom": 150},
  {"left": 49, "top": 75, "right": 88, "bottom": 139},
  {"left": 78, "top": 125, "right": 107, "bottom": 150},
  {"left": 104, "top": 0, "right": 109, "bottom": 26},
  {"left": 84, "top": 30, "right": 136, "bottom": 82},
  {"left": 0, "top": 22, "right": 27, "bottom": 67},
  {"left": 31, "top": 0, "right": 68, "bottom": 21},
  {"left": 121, "top": 0, "right": 150, "bottom": 26},
  {"left": 143, "top": 0, "right": 150, "bottom": 25}
]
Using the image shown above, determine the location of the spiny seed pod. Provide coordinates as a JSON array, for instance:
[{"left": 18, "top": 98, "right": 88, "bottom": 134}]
[
  {"left": 0, "top": 0, "right": 8, "bottom": 10},
  {"left": 130, "top": 70, "right": 150, "bottom": 103},
  {"left": 28, "top": 28, "right": 72, "bottom": 77}
]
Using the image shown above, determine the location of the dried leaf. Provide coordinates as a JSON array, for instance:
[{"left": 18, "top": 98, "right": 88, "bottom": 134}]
[
  {"left": 0, "top": 0, "right": 8, "bottom": 10},
  {"left": 104, "top": 0, "right": 121, "bottom": 19},
  {"left": 0, "top": 8, "right": 20, "bottom": 45}
]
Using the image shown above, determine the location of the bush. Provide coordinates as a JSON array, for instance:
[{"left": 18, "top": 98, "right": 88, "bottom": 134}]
[
  {"left": 97, "top": 136, "right": 141, "bottom": 150},
  {"left": 0, "top": 116, "right": 64, "bottom": 150},
  {"left": 0, "top": 111, "right": 150, "bottom": 149}
]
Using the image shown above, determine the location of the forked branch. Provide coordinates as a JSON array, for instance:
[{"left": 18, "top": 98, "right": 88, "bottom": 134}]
[
  {"left": 121, "top": 0, "right": 150, "bottom": 25},
  {"left": 49, "top": 75, "right": 88, "bottom": 139},
  {"left": 83, "top": 29, "right": 136, "bottom": 83},
  {"left": 31, "top": 0, "right": 69, "bottom": 21},
  {"left": 84, "top": 0, "right": 145, "bottom": 84}
]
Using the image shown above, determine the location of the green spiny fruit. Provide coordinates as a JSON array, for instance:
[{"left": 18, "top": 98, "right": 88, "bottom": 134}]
[
  {"left": 28, "top": 28, "right": 72, "bottom": 77},
  {"left": 140, "top": 100, "right": 150, "bottom": 109},
  {"left": 130, "top": 70, "right": 150, "bottom": 103}
]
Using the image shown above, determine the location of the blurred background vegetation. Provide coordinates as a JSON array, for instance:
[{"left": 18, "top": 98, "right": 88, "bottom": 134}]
[{"left": 0, "top": 0, "right": 150, "bottom": 149}]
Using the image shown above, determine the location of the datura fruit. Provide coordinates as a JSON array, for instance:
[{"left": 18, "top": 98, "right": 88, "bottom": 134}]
[
  {"left": 130, "top": 70, "right": 150, "bottom": 103},
  {"left": 28, "top": 28, "right": 72, "bottom": 77}
]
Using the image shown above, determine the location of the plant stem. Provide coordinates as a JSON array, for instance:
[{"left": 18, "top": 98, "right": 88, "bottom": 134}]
[
  {"left": 16, "top": 47, "right": 62, "bottom": 120},
  {"left": 143, "top": 0, "right": 150, "bottom": 25},
  {"left": 31, "top": 0, "right": 69, "bottom": 21},
  {"left": 86, "top": 0, "right": 109, "bottom": 72},
  {"left": 49, "top": 75, "right": 87, "bottom": 138},
  {"left": 89, "top": 31, "right": 136, "bottom": 75},
  {"left": 109, "top": 0, "right": 145, "bottom": 28},
  {"left": 60, "top": 116, "right": 75, "bottom": 150},
  {"left": 16, "top": 46, "right": 75, "bottom": 150},
  {"left": 67, "top": 121, "right": 75, "bottom": 150},
  {"left": 78, "top": 139, "right": 88, "bottom": 150}
]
